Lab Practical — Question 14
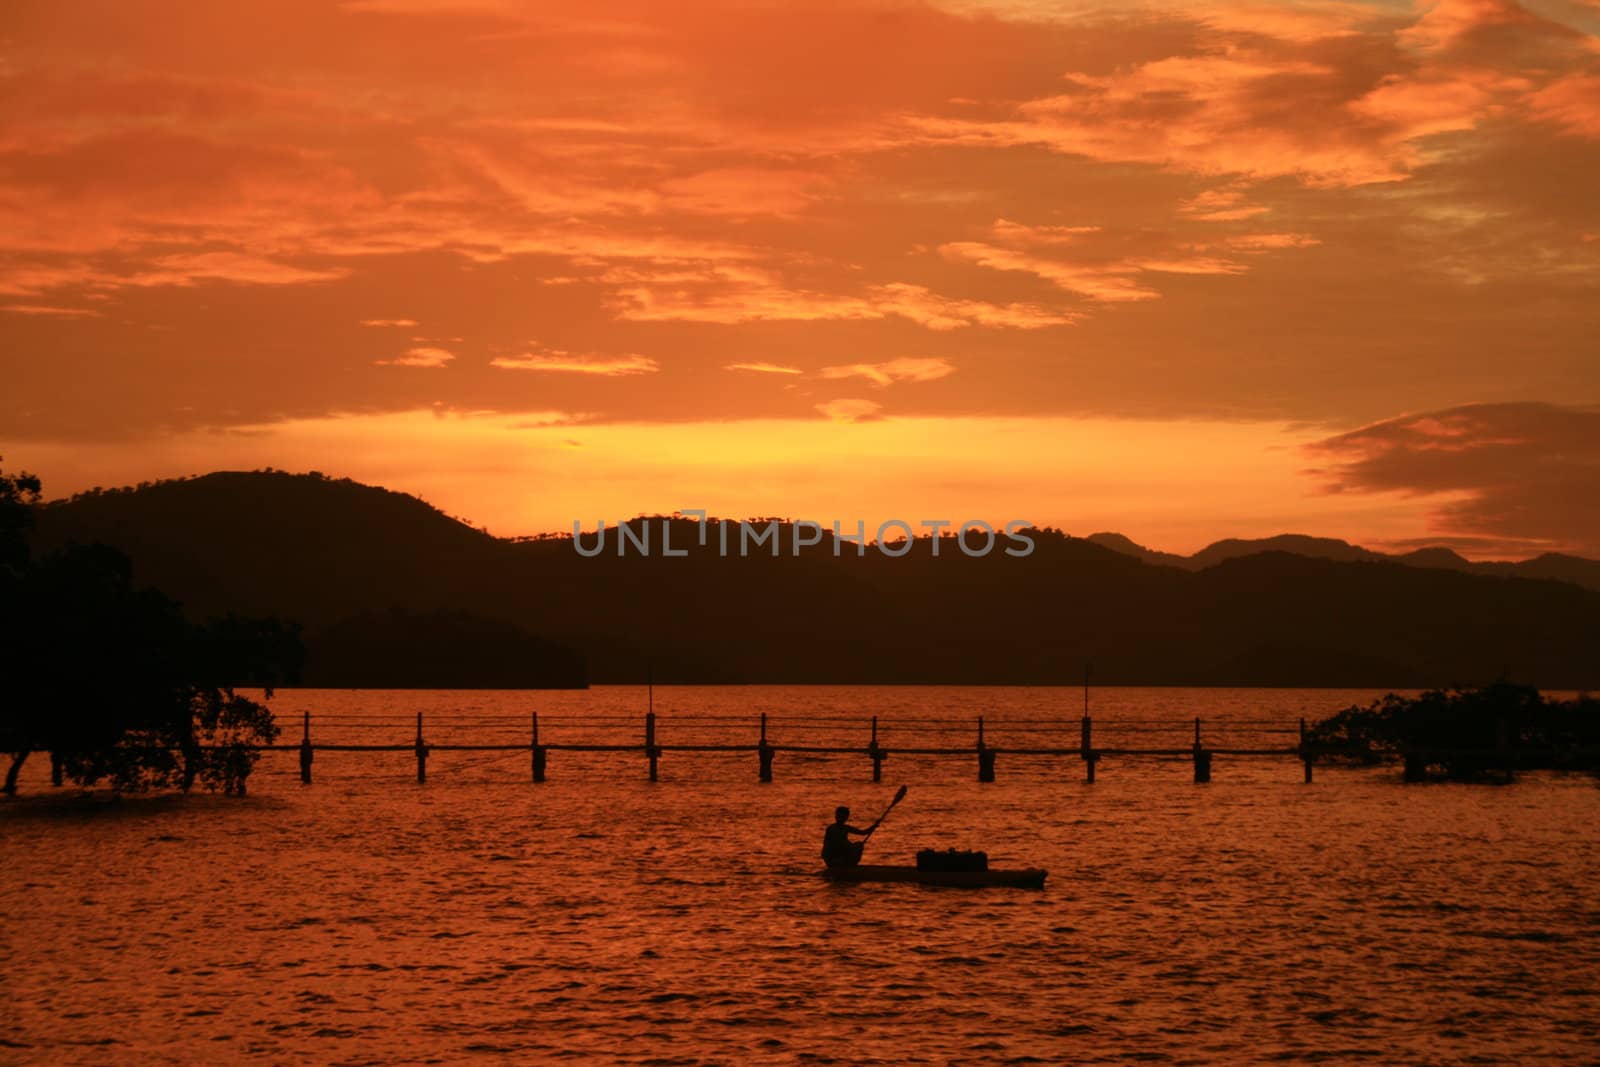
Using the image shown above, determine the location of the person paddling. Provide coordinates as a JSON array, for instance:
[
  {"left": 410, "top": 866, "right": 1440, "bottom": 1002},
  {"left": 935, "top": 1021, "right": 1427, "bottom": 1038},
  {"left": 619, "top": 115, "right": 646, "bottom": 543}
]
[
  {"left": 821, "top": 788, "right": 909, "bottom": 869},
  {"left": 821, "top": 805, "right": 880, "bottom": 869}
]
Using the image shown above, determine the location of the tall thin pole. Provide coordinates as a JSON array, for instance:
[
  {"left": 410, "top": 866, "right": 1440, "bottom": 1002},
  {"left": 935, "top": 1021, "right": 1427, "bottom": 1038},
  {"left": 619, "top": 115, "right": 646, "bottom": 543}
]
[
  {"left": 532, "top": 710, "right": 546, "bottom": 783},
  {"left": 415, "top": 711, "right": 427, "bottom": 785},
  {"left": 299, "top": 710, "right": 313, "bottom": 784},
  {"left": 646, "top": 710, "right": 659, "bottom": 782}
]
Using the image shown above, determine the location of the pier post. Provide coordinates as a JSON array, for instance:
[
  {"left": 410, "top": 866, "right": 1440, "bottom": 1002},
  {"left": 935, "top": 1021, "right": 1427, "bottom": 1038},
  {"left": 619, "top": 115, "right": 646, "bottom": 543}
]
[
  {"left": 868, "top": 716, "right": 885, "bottom": 782},
  {"left": 50, "top": 752, "right": 63, "bottom": 787},
  {"left": 1080, "top": 715, "right": 1096, "bottom": 783},
  {"left": 415, "top": 712, "right": 428, "bottom": 784},
  {"left": 977, "top": 716, "right": 996, "bottom": 782},
  {"left": 1299, "top": 717, "right": 1313, "bottom": 784},
  {"left": 532, "top": 712, "right": 546, "bottom": 783},
  {"left": 646, "top": 711, "right": 659, "bottom": 782},
  {"left": 758, "top": 713, "right": 774, "bottom": 782},
  {"left": 1192, "top": 717, "right": 1211, "bottom": 783},
  {"left": 299, "top": 711, "right": 313, "bottom": 785}
]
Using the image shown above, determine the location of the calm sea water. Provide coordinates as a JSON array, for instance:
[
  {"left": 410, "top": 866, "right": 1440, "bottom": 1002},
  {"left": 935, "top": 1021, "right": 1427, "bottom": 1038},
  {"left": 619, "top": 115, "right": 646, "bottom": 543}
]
[{"left": 4, "top": 686, "right": 1598, "bottom": 1065}]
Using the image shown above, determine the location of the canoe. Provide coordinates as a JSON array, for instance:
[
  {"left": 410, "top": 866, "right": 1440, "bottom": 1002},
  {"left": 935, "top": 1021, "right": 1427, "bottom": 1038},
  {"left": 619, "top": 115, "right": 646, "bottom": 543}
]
[{"left": 821, "top": 864, "right": 1047, "bottom": 889}]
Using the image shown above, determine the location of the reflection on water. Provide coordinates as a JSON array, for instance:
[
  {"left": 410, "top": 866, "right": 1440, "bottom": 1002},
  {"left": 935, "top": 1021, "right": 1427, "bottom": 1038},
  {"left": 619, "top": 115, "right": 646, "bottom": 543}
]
[{"left": 4, "top": 687, "right": 1598, "bottom": 1064}]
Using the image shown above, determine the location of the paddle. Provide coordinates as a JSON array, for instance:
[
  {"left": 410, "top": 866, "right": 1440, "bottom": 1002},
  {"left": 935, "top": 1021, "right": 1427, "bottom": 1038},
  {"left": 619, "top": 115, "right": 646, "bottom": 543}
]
[{"left": 866, "top": 784, "right": 908, "bottom": 838}]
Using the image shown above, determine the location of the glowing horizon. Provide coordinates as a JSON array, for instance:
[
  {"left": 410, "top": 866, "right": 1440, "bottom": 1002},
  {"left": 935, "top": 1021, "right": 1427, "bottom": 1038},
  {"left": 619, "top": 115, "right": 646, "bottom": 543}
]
[{"left": 16, "top": 407, "right": 1526, "bottom": 559}]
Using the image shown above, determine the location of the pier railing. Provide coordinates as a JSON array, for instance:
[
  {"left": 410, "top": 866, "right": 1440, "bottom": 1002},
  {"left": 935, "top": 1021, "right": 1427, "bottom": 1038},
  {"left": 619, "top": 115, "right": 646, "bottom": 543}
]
[
  {"left": 256, "top": 711, "right": 1323, "bottom": 785},
  {"left": 34, "top": 711, "right": 1588, "bottom": 791}
]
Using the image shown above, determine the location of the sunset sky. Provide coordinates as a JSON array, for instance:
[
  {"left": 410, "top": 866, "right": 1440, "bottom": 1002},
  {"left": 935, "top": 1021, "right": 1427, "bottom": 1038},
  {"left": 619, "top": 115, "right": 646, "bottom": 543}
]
[{"left": 2, "top": 0, "right": 1597, "bottom": 557}]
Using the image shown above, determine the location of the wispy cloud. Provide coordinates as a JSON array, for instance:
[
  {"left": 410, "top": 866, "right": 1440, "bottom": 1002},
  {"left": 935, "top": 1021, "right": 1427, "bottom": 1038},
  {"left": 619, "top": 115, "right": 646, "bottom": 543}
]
[
  {"left": 820, "top": 358, "right": 955, "bottom": 387},
  {"left": 490, "top": 348, "right": 659, "bottom": 375},
  {"left": 867, "top": 284, "right": 1077, "bottom": 330},
  {"left": 361, "top": 318, "right": 419, "bottom": 327},
  {"left": 1, "top": 303, "right": 101, "bottom": 317},
  {"left": 610, "top": 268, "right": 1073, "bottom": 330},
  {"left": 726, "top": 362, "right": 803, "bottom": 375},
  {"left": 1528, "top": 73, "right": 1600, "bottom": 138},
  {"left": 1305, "top": 402, "right": 1600, "bottom": 557},
  {"left": 910, "top": 0, "right": 1599, "bottom": 190},
  {"left": 1179, "top": 185, "right": 1270, "bottom": 221},
  {"left": 0, "top": 252, "right": 349, "bottom": 296},
  {"left": 942, "top": 218, "right": 1325, "bottom": 304},
  {"left": 1225, "top": 233, "right": 1321, "bottom": 252},
  {"left": 377, "top": 346, "right": 455, "bottom": 368},
  {"left": 815, "top": 398, "right": 883, "bottom": 423}
]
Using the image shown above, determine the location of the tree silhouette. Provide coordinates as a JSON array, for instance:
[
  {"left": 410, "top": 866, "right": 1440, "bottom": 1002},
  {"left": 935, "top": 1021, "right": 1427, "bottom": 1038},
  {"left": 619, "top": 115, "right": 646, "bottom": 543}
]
[
  {"left": 1, "top": 461, "right": 301, "bottom": 795},
  {"left": 0, "top": 456, "right": 41, "bottom": 579},
  {"left": 1308, "top": 682, "right": 1600, "bottom": 778}
]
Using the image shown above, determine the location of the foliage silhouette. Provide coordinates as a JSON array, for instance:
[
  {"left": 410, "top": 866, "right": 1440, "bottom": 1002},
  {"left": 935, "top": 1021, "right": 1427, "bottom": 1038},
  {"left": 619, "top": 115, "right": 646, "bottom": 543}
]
[
  {"left": 0, "top": 456, "right": 41, "bottom": 579},
  {"left": 1, "top": 462, "right": 302, "bottom": 796},
  {"left": 1308, "top": 683, "right": 1600, "bottom": 779}
]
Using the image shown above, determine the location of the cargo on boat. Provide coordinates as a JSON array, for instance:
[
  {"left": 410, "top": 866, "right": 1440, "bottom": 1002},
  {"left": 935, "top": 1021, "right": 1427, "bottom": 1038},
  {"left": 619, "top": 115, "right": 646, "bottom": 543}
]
[{"left": 820, "top": 865, "right": 1047, "bottom": 889}]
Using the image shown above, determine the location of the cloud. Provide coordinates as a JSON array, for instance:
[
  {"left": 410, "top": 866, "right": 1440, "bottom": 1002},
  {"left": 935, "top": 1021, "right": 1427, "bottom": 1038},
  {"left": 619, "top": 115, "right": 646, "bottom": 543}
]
[
  {"left": 1348, "top": 69, "right": 1522, "bottom": 144},
  {"left": 140, "top": 252, "right": 351, "bottom": 287},
  {"left": 866, "top": 283, "right": 1078, "bottom": 330},
  {"left": 1195, "top": 2, "right": 1379, "bottom": 42},
  {"left": 505, "top": 411, "right": 593, "bottom": 429},
  {"left": 1, "top": 0, "right": 1597, "bottom": 455},
  {"left": 361, "top": 318, "right": 420, "bottom": 327},
  {"left": 340, "top": 0, "right": 524, "bottom": 16},
  {"left": 1, "top": 304, "right": 101, "bottom": 317},
  {"left": 490, "top": 347, "right": 659, "bottom": 375},
  {"left": 609, "top": 268, "right": 1074, "bottom": 329},
  {"left": 377, "top": 346, "right": 455, "bottom": 368},
  {"left": 941, "top": 219, "right": 1285, "bottom": 305},
  {"left": 657, "top": 168, "right": 831, "bottom": 217},
  {"left": 0, "top": 70, "right": 282, "bottom": 124},
  {"left": 1225, "top": 232, "right": 1322, "bottom": 251},
  {"left": 1396, "top": 0, "right": 1543, "bottom": 53},
  {"left": 611, "top": 271, "right": 883, "bottom": 325},
  {"left": 1528, "top": 73, "right": 1600, "bottom": 137},
  {"left": 1306, "top": 402, "right": 1600, "bottom": 556},
  {"left": 0, "top": 252, "right": 348, "bottom": 295},
  {"left": 942, "top": 240, "right": 1160, "bottom": 302},
  {"left": 726, "top": 362, "right": 802, "bottom": 374},
  {"left": 1179, "top": 185, "right": 1271, "bottom": 221},
  {"left": 820, "top": 358, "right": 956, "bottom": 387},
  {"left": 910, "top": 0, "right": 1598, "bottom": 187},
  {"left": 815, "top": 398, "right": 883, "bottom": 423}
]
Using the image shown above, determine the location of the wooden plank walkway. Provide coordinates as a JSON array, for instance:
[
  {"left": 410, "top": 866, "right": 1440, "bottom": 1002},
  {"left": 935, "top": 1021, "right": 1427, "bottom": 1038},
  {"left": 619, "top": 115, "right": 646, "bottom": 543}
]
[
  {"left": 260, "top": 711, "right": 1323, "bottom": 786},
  {"left": 38, "top": 711, "right": 1585, "bottom": 790}
]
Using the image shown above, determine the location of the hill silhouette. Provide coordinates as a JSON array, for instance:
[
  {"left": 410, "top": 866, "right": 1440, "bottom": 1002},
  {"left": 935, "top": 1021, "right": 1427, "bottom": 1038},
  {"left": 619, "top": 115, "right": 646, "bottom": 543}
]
[
  {"left": 31, "top": 471, "right": 1600, "bottom": 687},
  {"left": 35, "top": 472, "right": 583, "bottom": 688},
  {"left": 1087, "top": 531, "right": 1600, "bottom": 591}
]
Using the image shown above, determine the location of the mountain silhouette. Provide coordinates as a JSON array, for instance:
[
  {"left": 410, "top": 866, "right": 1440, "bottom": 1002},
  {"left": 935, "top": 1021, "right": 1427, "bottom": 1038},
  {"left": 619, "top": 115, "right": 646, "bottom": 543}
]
[
  {"left": 31, "top": 471, "right": 1600, "bottom": 688},
  {"left": 1089, "top": 531, "right": 1600, "bottom": 591},
  {"left": 34, "top": 472, "right": 583, "bottom": 688},
  {"left": 1084, "top": 532, "right": 1191, "bottom": 569}
]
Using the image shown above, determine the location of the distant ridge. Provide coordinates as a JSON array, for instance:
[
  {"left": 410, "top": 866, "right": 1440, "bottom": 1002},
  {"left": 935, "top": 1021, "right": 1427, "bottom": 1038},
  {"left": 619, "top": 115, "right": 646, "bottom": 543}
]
[
  {"left": 35, "top": 472, "right": 585, "bottom": 688},
  {"left": 1088, "top": 531, "right": 1600, "bottom": 592},
  {"left": 30, "top": 471, "right": 1600, "bottom": 687},
  {"left": 1083, "top": 532, "right": 1190, "bottom": 569}
]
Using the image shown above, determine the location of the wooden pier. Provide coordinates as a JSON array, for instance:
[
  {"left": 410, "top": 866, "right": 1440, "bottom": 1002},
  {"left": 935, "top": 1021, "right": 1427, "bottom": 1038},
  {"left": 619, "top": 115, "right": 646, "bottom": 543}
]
[{"left": 269, "top": 711, "right": 1324, "bottom": 785}]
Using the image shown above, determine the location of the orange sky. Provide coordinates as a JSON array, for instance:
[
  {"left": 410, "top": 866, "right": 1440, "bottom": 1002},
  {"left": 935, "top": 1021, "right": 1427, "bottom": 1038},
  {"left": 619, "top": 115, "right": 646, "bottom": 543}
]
[{"left": 2, "top": 0, "right": 1597, "bottom": 556}]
